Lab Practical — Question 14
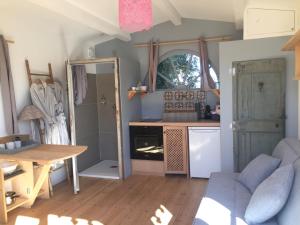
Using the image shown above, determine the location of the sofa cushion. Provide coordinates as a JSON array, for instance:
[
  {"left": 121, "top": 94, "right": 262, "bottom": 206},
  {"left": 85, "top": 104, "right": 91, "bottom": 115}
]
[
  {"left": 277, "top": 159, "right": 300, "bottom": 225},
  {"left": 238, "top": 154, "right": 281, "bottom": 193},
  {"left": 231, "top": 175, "right": 277, "bottom": 225},
  {"left": 272, "top": 138, "right": 300, "bottom": 166},
  {"left": 245, "top": 164, "right": 294, "bottom": 225}
]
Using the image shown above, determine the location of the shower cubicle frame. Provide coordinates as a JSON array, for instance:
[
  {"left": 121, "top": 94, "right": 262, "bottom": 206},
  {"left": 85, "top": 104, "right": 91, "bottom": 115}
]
[{"left": 66, "top": 57, "right": 124, "bottom": 182}]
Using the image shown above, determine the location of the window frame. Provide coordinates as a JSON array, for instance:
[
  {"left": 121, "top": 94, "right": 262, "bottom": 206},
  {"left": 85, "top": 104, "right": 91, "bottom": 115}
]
[{"left": 156, "top": 49, "right": 219, "bottom": 91}]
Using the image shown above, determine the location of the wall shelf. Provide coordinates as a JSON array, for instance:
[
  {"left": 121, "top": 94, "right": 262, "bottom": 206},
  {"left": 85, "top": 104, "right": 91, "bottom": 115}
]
[
  {"left": 6, "top": 197, "right": 29, "bottom": 212},
  {"left": 211, "top": 89, "right": 220, "bottom": 98},
  {"left": 128, "top": 90, "right": 148, "bottom": 100},
  {"left": 282, "top": 30, "right": 300, "bottom": 51},
  {"left": 282, "top": 29, "right": 300, "bottom": 79}
]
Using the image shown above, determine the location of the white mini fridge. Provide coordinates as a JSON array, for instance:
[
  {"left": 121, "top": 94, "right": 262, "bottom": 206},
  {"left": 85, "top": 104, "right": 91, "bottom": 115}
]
[{"left": 188, "top": 127, "right": 221, "bottom": 178}]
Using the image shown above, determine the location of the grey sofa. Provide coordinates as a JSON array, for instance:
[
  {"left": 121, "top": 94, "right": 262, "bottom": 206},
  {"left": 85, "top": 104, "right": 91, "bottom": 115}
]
[{"left": 193, "top": 138, "right": 300, "bottom": 225}]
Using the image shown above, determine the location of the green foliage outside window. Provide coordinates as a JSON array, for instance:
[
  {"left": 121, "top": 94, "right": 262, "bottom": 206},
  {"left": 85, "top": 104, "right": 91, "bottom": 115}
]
[{"left": 156, "top": 52, "right": 218, "bottom": 90}]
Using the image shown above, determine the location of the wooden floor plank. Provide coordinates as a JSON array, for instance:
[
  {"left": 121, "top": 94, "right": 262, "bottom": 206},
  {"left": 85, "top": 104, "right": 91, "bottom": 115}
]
[{"left": 7, "top": 175, "right": 207, "bottom": 225}]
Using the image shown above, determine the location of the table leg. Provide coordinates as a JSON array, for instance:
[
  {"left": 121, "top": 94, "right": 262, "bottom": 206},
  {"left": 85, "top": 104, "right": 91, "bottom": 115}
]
[
  {"left": 72, "top": 156, "right": 79, "bottom": 194},
  {"left": 27, "top": 164, "right": 51, "bottom": 206},
  {"left": 0, "top": 169, "right": 8, "bottom": 224}
]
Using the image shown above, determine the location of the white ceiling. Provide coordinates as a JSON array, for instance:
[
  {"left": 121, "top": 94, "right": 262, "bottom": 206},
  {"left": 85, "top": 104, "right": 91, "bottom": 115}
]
[
  {"left": 16, "top": 0, "right": 299, "bottom": 43},
  {"left": 25, "top": 0, "right": 246, "bottom": 42},
  {"left": 67, "top": 0, "right": 171, "bottom": 27},
  {"left": 0, "top": 0, "right": 101, "bottom": 38},
  {"left": 170, "top": 0, "right": 237, "bottom": 22}
]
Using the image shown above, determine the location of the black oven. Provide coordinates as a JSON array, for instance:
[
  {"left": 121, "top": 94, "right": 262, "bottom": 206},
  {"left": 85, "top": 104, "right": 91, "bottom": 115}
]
[{"left": 130, "top": 126, "right": 163, "bottom": 161}]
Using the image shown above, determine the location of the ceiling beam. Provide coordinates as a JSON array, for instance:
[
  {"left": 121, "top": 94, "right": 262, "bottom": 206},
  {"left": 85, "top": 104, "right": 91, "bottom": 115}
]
[
  {"left": 27, "top": 0, "right": 131, "bottom": 41},
  {"left": 233, "top": 0, "right": 248, "bottom": 29},
  {"left": 85, "top": 34, "right": 116, "bottom": 47},
  {"left": 153, "top": 0, "right": 182, "bottom": 26}
]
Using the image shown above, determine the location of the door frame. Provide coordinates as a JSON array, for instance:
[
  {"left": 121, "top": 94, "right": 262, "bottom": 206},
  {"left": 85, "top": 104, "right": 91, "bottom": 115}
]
[{"left": 66, "top": 57, "right": 124, "bottom": 179}]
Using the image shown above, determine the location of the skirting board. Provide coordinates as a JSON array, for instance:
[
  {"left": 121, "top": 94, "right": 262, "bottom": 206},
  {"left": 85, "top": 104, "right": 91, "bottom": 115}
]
[{"left": 131, "top": 159, "right": 164, "bottom": 176}]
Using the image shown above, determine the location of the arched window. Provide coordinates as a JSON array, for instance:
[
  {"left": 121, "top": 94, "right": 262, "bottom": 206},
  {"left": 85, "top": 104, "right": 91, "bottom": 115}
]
[{"left": 156, "top": 51, "right": 219, "bottom": 90}]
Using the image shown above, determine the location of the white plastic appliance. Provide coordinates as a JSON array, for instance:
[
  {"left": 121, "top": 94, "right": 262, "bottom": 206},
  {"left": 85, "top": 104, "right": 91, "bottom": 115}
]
[{"left": 188, "top": 127, "right": 221, "bottom": 178}]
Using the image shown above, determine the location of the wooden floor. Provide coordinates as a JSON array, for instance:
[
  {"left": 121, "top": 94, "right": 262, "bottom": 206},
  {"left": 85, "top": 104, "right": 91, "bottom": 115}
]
[{"left": 7, "top": 175, "right": 207, "bottom": 225}]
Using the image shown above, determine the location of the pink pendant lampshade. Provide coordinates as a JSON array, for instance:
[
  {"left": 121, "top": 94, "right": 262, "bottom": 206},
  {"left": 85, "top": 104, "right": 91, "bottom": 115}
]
[{"left": 119, "top": 0, "right": 152, "bottom": 33}]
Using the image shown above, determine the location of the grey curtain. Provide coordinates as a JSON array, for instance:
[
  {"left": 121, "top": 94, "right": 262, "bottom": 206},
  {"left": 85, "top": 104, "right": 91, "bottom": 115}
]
[
  {"left": 148, "top": 40, "right": 159, "bottom": 92},
  {"left": 199, "top": 38, "right": 216, "bottom": 90},
  {"left": 0, "top": 35, "right": 19, "bottom": 134}
]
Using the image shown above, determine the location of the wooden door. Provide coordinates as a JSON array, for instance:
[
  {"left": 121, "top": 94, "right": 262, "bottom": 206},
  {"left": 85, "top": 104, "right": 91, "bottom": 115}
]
[
  {"left": 163, "top": 126, "right": 188, "bottom": 174},
  {"left": 233, "top": 58, "right": 286, "bottom": 171}
]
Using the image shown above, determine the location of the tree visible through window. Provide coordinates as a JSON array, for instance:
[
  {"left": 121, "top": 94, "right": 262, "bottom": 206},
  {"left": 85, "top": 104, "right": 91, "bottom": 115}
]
[{"left": 156, "top": 52, "right": 218, "bottom": 90}]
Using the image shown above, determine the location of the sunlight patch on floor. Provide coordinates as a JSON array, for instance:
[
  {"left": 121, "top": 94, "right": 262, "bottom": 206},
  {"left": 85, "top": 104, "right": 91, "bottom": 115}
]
[
  {"left": 14, "top": 215, "right": 104, "bottom": 225},
  {"left": 15, "top": 216, "right": 40, "bottom": 225},
  {"left": 48, "top": 215, "right": 104, "bottom": 225},
  {"left": 151, "top": 205, "right": 173, "bottom": 225}
]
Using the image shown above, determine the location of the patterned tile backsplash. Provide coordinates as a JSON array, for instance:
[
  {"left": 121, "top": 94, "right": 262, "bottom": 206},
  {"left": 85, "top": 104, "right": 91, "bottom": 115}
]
[{"left": 163, "top": 90, "right": 206, "bottom": 116}]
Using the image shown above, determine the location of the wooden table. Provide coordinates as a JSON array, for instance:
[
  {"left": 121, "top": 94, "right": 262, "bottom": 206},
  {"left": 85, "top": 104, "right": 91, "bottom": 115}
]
[{"left": 0, "top": 144, "right": 87, "bottom": 224}]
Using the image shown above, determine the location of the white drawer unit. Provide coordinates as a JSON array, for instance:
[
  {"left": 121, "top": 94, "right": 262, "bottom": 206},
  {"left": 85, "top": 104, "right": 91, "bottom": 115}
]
[
  {"left": 188, "top": 127, "right": 221, "bottom": 178},
  {"left": 244, "top": 8, "right": 296, "bottom": 39}
]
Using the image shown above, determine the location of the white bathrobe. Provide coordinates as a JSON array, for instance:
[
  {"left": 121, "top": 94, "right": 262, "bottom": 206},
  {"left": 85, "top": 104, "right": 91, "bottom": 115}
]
[{"left": 30, "top": 81, "right": 70, "bottom": 145}]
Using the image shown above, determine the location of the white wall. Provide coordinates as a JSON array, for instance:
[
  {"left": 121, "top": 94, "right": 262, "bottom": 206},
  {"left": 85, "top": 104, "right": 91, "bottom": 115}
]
[
  {"left": 131, "top": 19, "right": 241, "bottom": 119},
  {"left": 0, "top": 1, "right": 99, "bottom": 136},
  {"left": 95, "top": 39, "right": 142, "bottom": 178},
  {"left": 119, "top": 58, "right": 142, "bottom": 178},
  {"left": 93, "top": 19, "right": 244, "bottom": 119},
  {"left": 219, "top": 36, "right": 298, "bottom": 172},
  {"left": 0, "top": 1, "right": 101, "bottom": 185}
]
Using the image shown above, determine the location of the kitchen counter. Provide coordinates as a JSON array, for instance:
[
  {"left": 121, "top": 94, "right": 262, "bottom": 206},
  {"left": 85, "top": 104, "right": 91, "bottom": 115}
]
[
  {"left": 129, "top": 120, "right": 220, "bottom": 127},
  {"left": 129, "top": 119, "right": 220, "bottom": 177}
]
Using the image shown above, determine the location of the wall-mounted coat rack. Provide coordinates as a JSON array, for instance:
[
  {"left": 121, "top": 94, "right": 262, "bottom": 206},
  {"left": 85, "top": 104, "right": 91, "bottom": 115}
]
[{"left": 24, "top": 59, "right": 71, "bottom": 186}]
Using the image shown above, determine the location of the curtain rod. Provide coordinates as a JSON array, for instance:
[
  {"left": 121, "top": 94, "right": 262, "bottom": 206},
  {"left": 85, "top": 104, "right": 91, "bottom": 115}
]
[{"left": 134, "top": 35, "right": 232, "bottom": 48}]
